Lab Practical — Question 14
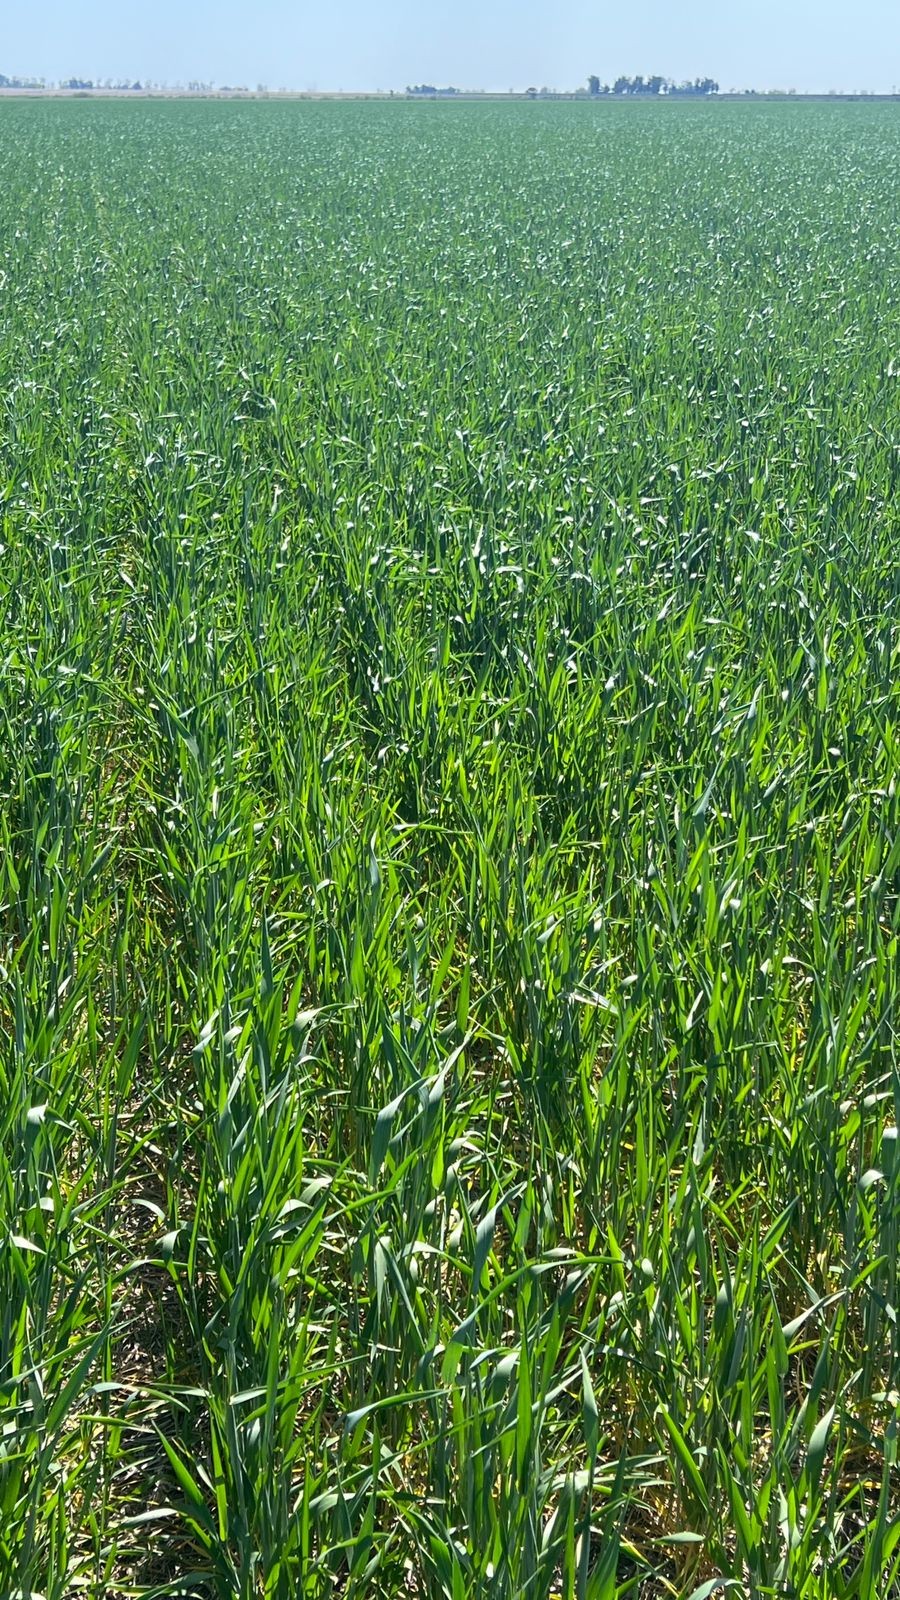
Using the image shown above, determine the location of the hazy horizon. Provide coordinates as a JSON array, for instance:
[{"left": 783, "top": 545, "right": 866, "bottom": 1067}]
[{"left": 3, "top": 0, "right": 899, "bottom": 96}]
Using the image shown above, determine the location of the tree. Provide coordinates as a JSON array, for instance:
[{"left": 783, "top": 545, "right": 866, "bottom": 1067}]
[{"left": 587, "top": 74, "right": 600, "bottom": 96}]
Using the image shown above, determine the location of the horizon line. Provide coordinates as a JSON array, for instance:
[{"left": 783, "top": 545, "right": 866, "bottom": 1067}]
[{"left": 2, "top": 86, "right": 899, "bottom": 100}]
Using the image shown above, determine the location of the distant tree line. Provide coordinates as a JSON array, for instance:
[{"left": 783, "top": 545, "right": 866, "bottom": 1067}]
[
  {"left": 406, "top": 78, "right": 720, "bottom": 99},
  {"left": 60, "top": 79, "right": 132, "bottom": 90},
  {"left": 15, "top": 72, "right": 883, "bottom": 100},
  {"left": 61, "top": 78, "right": 219, "bottom": 91},
  {"left": 1, "top": 73, "right": 221, "bottom": 92},
  {"left": 587, "top": 75, "right": 719, "bottom": 96}
]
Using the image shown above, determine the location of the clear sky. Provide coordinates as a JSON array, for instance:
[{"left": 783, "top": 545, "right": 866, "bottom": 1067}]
[{"left": 3, "top": 0, "right": 898, "bottom": 94}]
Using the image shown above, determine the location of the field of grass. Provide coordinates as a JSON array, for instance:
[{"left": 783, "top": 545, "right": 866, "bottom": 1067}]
[{"left": 1, "top": 95, "right": 900, "bottom": 1597}]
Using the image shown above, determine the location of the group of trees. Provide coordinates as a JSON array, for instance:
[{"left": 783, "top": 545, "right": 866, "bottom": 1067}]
[
  {"left": 1, "top": 72, "right": 224, "bottom": 92},
  {"left": 406, "top": 78, "right": 720, "bottom": 100},
  {"left": 587, "top": 75, "right": 719, "bottom": 96},
  {"left": 60, "top": 79, "right": 219, "bottom": 91},
  {"left": 60, "top": 79, "right": 117, "bottom": 90}
]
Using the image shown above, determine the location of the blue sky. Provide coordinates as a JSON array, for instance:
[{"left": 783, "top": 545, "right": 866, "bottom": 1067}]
[{"left": 4, "top": 0, "right": 898, "bottom": 93}]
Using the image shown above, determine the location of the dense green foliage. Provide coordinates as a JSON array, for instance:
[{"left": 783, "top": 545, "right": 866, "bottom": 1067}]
[{"left": 1, "top": 96, "right": 900, "bottom": 1597}]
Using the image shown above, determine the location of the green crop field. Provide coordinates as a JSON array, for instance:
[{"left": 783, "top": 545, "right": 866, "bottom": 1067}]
[{"left": 1, "top": 94, "right": 900, "bottom": 1597}]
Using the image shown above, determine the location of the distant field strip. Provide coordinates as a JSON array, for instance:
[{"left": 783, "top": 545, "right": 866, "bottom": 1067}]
[{"left": 1, "top": 97, "right": 900, "bottom": 1597}]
